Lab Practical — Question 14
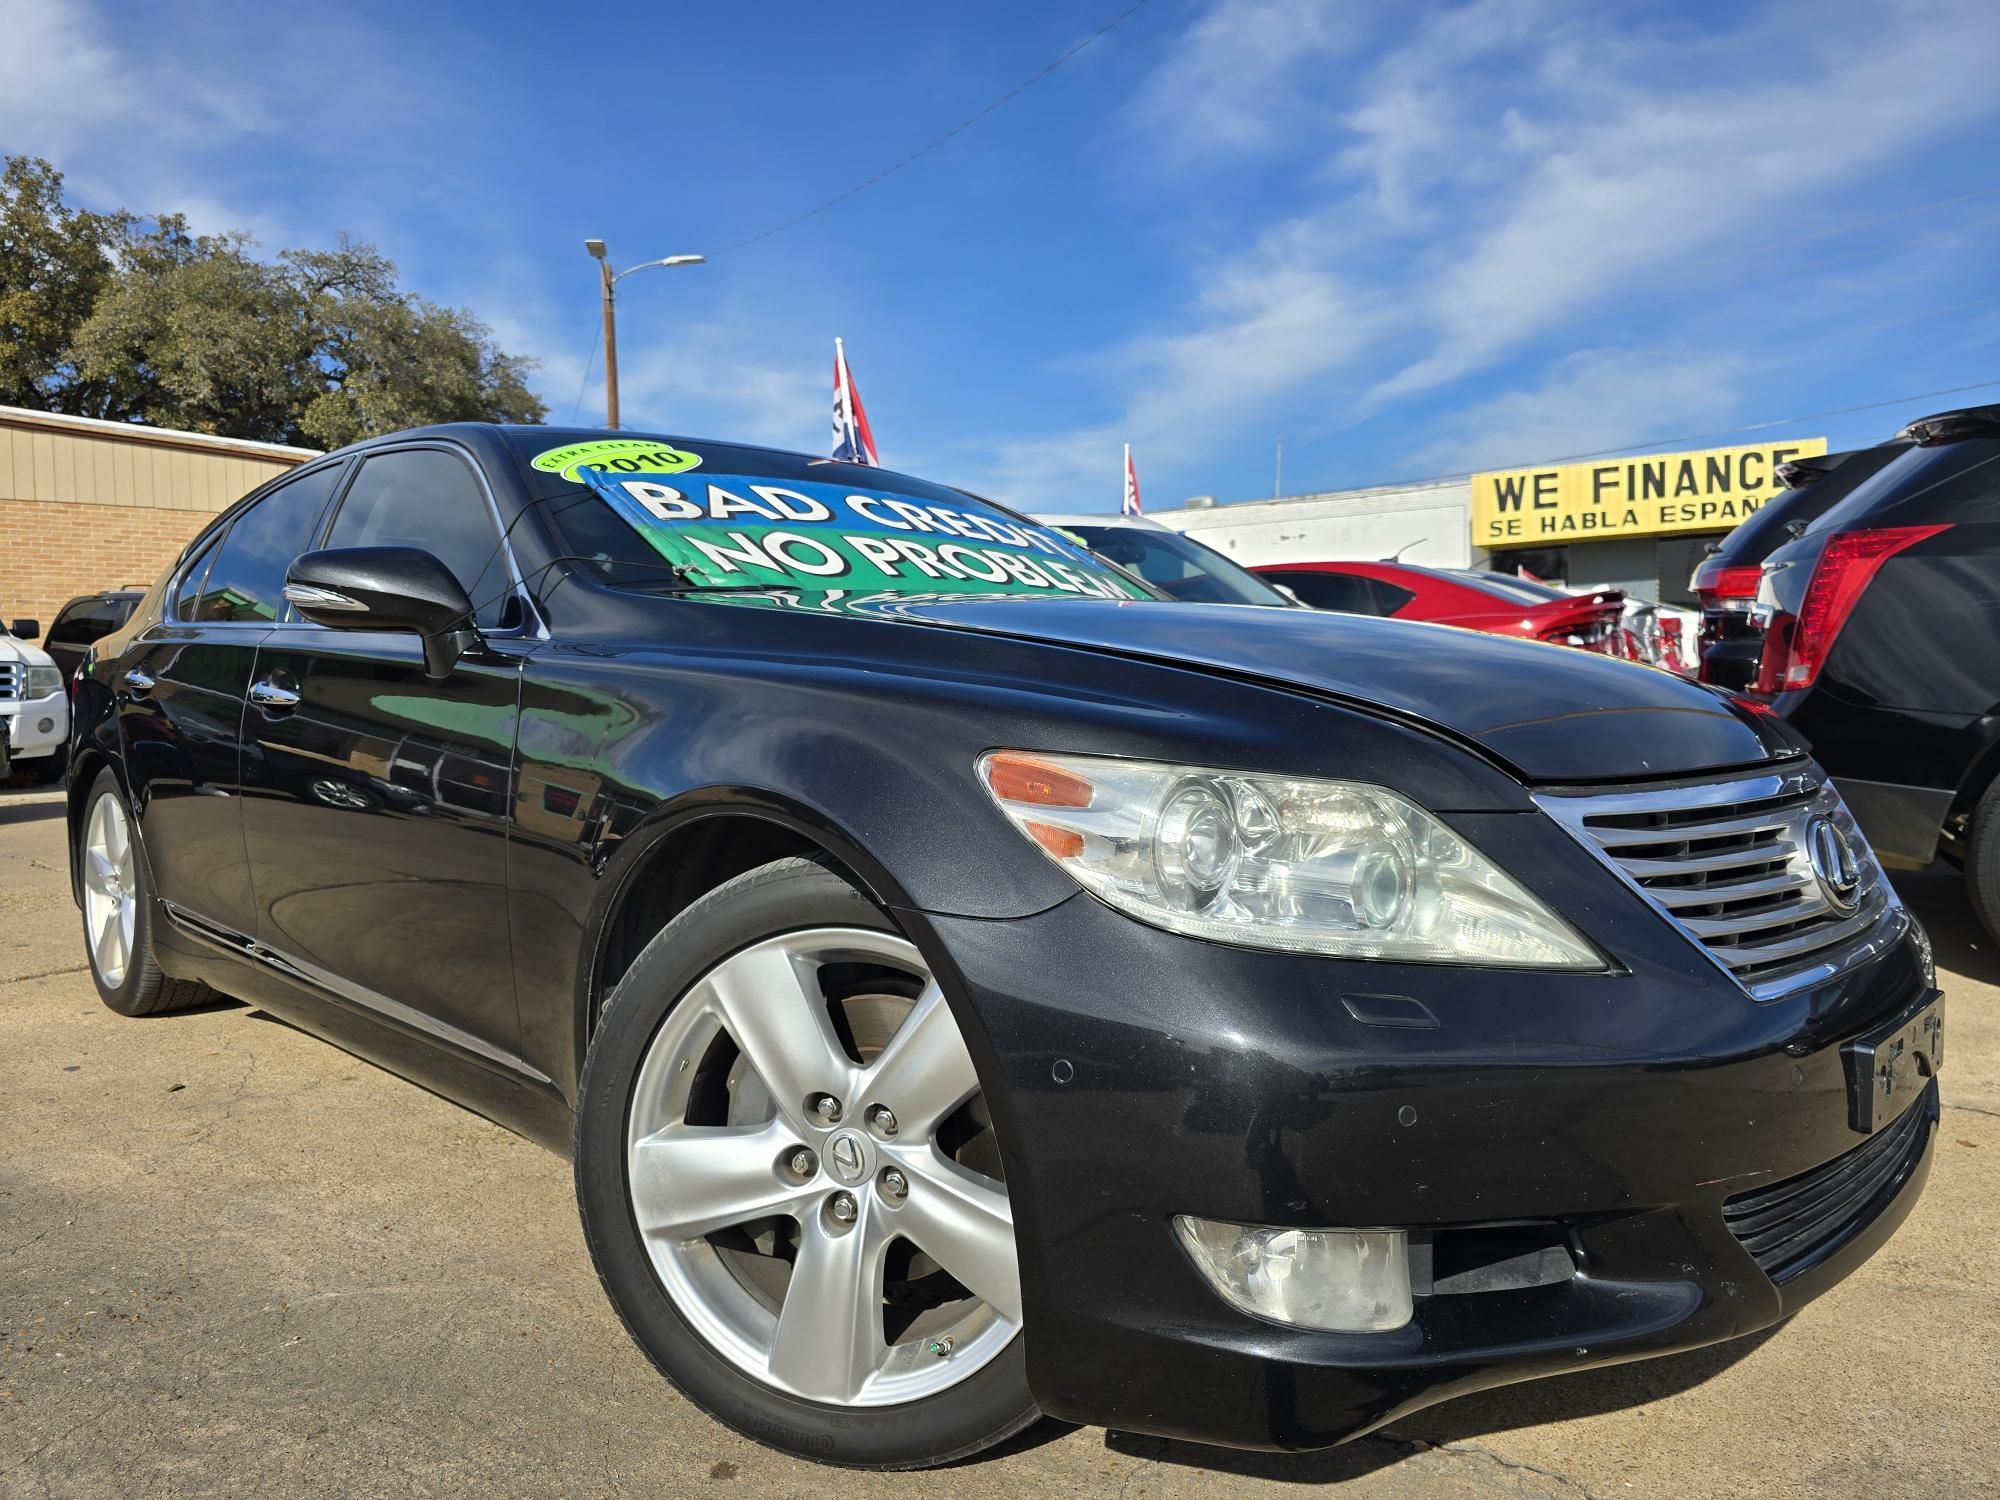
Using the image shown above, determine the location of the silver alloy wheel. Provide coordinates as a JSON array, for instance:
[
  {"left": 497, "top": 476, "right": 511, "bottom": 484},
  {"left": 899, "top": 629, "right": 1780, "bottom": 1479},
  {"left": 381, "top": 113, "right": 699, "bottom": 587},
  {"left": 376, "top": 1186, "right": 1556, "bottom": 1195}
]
[
  {"left": 626, "top": 927, "right": 1020, "bottom": 1406},
  {"left": 82, "top": 790, "right": 139, "bottom": 989}
]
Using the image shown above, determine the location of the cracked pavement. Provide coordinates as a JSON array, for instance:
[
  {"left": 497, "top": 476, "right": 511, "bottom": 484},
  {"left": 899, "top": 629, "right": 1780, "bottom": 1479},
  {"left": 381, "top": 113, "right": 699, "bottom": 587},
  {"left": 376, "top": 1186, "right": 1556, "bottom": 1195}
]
[{"left": 3, "top": 783, "right": 1997, "bottom": 1498}]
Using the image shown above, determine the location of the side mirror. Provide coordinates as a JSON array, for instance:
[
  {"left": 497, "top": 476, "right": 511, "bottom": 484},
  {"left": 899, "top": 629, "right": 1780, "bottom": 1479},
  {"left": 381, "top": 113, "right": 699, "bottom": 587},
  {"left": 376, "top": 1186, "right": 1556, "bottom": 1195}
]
[
  {"left": 284, "top": 547, "right": 479, "bottom": 678},
  {"left": 9, "top": 618, "right": 39, "bottom": 639}
]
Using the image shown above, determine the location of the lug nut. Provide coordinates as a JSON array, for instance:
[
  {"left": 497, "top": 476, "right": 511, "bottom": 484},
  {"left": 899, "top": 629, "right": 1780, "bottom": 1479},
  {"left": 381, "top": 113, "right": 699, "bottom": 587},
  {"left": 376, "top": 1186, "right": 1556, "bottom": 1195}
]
[
  {"left": 829, "top": 1191, "right": 858, "bottom": 1225},
  {"left": 810, "top": 1093, "right": 843, "bottom": 1125},
  {"left": 867, "top": 1104, "right": 898, "bottom": 1137},
  {"left": 787, "top": 1147, "right": 817, "bottom": 1179},
  {"left": 879, "top": 1168, "right": 908, "bottom": 1202}
]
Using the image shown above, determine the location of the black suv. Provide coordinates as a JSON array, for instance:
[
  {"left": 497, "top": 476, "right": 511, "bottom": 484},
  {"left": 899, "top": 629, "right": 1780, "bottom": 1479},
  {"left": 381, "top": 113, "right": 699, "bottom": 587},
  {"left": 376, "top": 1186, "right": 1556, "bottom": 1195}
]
[
  {"left": 1691, "top": 444, "right": 1908, "bottom": 689},
  {"left": 1756, "top": 403, "right": 2000, "bottom": 937},
  {"left": 66, "top": 424, "right": 1941, "bottom": 1468},
  {"left": 44, "top": 589, "right": 145, "bottom": 684}
]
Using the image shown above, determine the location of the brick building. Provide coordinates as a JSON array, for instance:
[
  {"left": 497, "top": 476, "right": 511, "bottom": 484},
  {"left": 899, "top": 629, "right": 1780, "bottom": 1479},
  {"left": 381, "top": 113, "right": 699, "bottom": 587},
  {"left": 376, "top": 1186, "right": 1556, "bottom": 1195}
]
[{"left": 0, "top": 405, "right": 316, "bottom": 639}]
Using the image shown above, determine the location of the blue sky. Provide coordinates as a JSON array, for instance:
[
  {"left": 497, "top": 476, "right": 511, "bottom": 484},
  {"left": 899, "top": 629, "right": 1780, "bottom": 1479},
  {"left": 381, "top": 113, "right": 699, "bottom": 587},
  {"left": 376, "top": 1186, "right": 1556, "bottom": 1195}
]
[{"left": 5, "top": 0, "right": 1999, "bottom": 511}]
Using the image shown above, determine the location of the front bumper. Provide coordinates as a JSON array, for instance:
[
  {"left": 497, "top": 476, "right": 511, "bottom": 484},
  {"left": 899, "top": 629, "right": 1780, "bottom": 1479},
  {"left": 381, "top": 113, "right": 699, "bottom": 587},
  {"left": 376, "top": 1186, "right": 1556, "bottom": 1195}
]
[
  {"left": 917, "top": 814, "right": 1938, "bottom": 1451},
  {"left": 1, "top": 694, "right": 69, "bottom": 760}
]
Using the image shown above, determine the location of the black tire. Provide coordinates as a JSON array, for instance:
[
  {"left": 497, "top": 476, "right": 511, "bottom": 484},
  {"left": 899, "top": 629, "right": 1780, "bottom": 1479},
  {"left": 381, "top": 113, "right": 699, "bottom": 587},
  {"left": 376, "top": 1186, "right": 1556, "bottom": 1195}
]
[
  {"left": 1967, "top": 776, "right": 2000, "bottom": 946},
  {"left": 80, "top": 769, "right": 213, "bottom": 1017},
  {"left": 574, "top": 856, "right": 1038, "bottom": 1469},
  {"left": 30, "top": 752, "right": 67, "bottom": 786}
]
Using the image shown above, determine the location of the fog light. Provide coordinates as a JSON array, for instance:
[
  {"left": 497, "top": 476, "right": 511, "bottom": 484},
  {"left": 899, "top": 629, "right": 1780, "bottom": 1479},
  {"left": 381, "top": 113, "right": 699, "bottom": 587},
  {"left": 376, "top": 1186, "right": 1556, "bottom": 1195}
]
[
  {"left": 38, "top": 717, "right": 54, "bottom": 734},
  {"left": 1174, "top": 1216, "right": 1412, "bottom": 1332}
]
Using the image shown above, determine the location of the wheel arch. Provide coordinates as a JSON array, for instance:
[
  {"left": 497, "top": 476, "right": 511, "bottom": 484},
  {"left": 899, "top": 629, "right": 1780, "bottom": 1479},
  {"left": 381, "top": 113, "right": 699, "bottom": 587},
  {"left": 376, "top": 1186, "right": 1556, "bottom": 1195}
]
[
  {"left": 1948, "top": 707, "right": 2000, "bottom": 827},
  {"left": 574, "top": 789, "right": 945, "bottom": 1081},
  {"left": 65, "top": 745, "right": 117, "bottom": 905}
]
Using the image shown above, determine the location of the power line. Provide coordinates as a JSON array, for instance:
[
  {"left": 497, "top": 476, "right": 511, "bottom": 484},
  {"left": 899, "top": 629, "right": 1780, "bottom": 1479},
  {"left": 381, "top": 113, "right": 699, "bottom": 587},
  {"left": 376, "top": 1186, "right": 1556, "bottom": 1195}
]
[
  {"left": 570, "top": 318, "right": 602, "bottom": 424},
  {"left": 708, "top": 0, "right": 1153, "bottom": 257}
]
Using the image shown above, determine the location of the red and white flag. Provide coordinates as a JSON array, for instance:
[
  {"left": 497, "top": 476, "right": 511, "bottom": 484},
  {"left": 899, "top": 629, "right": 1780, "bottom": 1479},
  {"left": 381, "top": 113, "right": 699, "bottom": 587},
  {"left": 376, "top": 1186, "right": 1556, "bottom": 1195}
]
[
  {"left": 832, "top": 338, "right": 879, "bottom": 466},
  {"left": 1121, "top": 443, "right": 1143, "bottom": 516}
]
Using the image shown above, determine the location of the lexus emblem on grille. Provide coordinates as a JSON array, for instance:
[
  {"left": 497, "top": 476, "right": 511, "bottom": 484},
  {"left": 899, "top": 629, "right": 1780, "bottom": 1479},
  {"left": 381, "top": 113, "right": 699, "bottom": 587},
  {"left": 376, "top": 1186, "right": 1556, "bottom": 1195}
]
[{"left": 1806, "top": 815, "right": 1862, "bottom": 915}]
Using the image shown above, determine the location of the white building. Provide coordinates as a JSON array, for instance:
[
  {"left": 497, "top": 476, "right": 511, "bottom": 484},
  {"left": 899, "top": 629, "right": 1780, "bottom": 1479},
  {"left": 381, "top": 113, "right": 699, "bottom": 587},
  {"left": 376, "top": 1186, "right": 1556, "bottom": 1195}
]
[{"left": 1149, "top": 479, "right": 1473, "bottom": 570}]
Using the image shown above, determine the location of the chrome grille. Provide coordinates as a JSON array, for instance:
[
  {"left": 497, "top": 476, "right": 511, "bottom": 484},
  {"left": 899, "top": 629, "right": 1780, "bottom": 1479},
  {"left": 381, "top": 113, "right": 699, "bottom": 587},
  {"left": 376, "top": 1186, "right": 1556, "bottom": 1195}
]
[
  {"left": 1536, "top": 763, "right": 1904, "bottom": 1000},
  {"left": 0, "top": 662, "right": 20, "bottom": 701}
]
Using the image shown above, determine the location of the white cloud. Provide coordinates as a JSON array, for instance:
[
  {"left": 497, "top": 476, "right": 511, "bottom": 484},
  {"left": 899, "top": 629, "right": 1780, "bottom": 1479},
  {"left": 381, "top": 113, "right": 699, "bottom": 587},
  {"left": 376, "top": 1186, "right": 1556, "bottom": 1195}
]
[
  {"left": 1127, "top": 0, "right": 1356, "bottom": 157},
  {"left": 997, "top": 0, "right": 2000, "bottom": 502},
  {"left": 973, "top": 217, "right": 1382, "bottom": 502},
  {"left": 1365, "top": 0, "right": 2000, "bottom": 402},
  {"left": 1405, "top": 348, "right": 1751, "bottom": 477}
]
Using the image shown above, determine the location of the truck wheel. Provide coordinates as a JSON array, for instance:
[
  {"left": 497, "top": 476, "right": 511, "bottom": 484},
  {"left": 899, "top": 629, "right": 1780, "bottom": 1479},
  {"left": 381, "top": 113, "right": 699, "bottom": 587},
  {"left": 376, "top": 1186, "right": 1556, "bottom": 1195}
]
[
  {"left": 30, "top": 753, "right": 67, "bottom": 785},
  {"left": 80, "top": 769, "right": 213, "bottom": 1016},
  {"left": 574, "top": 857, "right": 1037, "bottom": 1468},
  {"left": 1967, "top": 776, "right": 2000, "bottom": 946}
]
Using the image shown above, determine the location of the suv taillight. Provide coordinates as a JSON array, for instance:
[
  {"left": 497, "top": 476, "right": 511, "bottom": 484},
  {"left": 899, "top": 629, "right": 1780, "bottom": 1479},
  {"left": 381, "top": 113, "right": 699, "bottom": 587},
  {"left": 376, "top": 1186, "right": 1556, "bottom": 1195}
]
[
  {"left": 1691, "top": 562, "right": 1761, "bottom": 602},
  {"left": 1754, "top": 524, "right": 1948, "bottom": 693}
]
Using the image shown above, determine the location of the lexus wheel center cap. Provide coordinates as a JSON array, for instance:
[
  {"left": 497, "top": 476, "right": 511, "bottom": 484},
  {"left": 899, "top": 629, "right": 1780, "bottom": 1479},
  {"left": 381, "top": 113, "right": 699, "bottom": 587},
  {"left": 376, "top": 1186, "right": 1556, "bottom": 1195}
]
[{"left": 828, "top": 1130, "right": 869, "bottom": 1184}]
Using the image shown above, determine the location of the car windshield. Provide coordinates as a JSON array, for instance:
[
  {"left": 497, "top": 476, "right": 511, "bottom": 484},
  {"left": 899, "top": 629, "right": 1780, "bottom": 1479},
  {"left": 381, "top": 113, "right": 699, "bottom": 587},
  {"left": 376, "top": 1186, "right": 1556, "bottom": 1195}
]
[
  {"left": 1054, "top": 524, "right": 1290, "bottom": 607},
  {"left": 523, "top": 433, "right": 1150, "bottom": 604}
]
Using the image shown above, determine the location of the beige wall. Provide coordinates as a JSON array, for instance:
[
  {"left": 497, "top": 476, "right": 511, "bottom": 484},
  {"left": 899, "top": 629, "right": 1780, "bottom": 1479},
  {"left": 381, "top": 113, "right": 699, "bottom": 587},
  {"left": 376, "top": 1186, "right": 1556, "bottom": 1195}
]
[{"left": 0, "top": 408, "right": 316, "bottom": 639}]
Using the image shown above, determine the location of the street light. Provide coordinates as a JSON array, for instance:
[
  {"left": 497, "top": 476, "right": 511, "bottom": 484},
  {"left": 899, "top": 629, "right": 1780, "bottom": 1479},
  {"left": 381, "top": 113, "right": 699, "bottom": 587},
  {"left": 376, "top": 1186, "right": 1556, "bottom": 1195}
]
[{"left": 585, "top": 240, "right": 706, "bottom": 429}]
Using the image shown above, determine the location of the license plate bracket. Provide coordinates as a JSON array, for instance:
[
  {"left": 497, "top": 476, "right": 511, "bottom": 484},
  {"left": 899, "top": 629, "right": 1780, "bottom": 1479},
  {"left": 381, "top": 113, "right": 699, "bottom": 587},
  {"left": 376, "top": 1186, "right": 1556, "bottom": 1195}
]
[{"left": 1842, "top": 992, "right": 1944, "bottom": 1135}]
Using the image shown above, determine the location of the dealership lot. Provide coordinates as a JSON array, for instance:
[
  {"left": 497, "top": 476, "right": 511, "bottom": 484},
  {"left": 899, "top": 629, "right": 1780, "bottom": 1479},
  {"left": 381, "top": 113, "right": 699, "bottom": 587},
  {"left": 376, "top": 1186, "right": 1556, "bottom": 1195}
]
[{"left": 3, "top": 785, "right": 1997, "bottom": 1500}]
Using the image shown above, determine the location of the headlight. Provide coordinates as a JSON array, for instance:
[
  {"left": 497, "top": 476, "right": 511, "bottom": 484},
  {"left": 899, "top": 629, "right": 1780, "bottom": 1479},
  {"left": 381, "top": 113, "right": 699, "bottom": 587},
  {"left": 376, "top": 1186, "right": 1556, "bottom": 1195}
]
[
  {"left": 978, "top": 751, "right": 1604, "bottom": 968},
  {"left": 25, "top": 666, "right": 61, "bottom": 698}
]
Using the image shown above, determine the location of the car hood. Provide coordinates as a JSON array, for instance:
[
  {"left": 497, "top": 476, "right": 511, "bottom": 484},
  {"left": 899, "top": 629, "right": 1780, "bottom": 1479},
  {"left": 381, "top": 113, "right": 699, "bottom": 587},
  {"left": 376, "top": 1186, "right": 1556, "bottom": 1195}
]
[
  {"left": 876, "top": 596, "right": 1799, "bottom": 782},
  {"left": 0, "top": 635, "right": 50, "bottom": 666}
]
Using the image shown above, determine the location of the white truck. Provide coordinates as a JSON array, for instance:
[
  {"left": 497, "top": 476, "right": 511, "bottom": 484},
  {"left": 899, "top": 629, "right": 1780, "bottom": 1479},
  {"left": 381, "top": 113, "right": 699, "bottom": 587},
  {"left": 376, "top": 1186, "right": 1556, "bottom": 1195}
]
[{"left": 1, "top": 615, "right": 70, "bottom": 785}]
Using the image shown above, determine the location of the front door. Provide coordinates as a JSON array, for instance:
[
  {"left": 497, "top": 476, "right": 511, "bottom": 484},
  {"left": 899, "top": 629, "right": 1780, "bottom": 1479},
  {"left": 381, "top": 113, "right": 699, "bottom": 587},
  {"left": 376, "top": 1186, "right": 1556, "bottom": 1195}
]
[
  {"left": 237, "top": 444, "right": 530, "bottom": 1062},
  {"left": 118, "top": 463, "right": 345, "bottom": 940}
]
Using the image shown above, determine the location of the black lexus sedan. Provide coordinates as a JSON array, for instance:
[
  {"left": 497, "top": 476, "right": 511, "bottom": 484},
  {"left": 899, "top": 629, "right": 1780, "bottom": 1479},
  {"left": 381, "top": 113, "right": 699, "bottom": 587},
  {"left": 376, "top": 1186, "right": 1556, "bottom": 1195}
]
[{"left": 67, "top": 425, "right": 1941, "bottom": 1469}]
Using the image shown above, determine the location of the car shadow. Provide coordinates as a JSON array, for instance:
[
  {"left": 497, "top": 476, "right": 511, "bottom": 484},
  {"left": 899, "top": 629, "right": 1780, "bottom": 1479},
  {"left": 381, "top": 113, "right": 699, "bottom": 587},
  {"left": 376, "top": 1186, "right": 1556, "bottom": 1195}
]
[
  {"left": 1099, "top": 1325, "right": 1781, "bottom": 1481},
  {"left": 0, "top": 798, "right": 66, "bottom": 826},
  {"left": 1890, "top": 865, "right": 1999, "bottom": 985}
]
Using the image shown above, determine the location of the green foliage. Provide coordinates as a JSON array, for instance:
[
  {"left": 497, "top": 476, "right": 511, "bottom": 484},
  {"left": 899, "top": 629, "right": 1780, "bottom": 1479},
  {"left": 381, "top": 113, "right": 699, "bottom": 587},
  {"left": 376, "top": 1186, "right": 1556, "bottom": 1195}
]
[
  {"left": 0, "top": 157, "right": 132, "bottom": 415},
  {"left": 0, "top": 156, "right": 546, "bottom": 445}
]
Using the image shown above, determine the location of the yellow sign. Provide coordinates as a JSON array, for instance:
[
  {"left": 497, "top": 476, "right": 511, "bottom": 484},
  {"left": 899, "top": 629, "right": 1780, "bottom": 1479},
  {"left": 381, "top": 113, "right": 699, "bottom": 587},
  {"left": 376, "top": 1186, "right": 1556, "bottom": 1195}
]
[{"left": 1471, "top": 438, "right": 1828, "bottom": 548}]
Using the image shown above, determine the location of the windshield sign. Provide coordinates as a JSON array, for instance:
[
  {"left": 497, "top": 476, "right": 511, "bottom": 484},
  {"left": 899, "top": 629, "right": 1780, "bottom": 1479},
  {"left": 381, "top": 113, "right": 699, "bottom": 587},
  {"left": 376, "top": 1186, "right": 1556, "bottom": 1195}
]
[{"left": 574, "top": 465, "right": 1146, "bottom": 601}]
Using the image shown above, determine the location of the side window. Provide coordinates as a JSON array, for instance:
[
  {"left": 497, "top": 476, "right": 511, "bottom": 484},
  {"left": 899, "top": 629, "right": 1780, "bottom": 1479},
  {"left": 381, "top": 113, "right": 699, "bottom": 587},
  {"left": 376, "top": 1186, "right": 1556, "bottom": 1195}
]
[
  {"left": 322, "top": 449, "right": 514, "bottom": 629},
  {"left": 1366, "top": 579, "right": 1416, "bottom": 616},
  {"left": 49, "top": 600, "right": 117, "bottom": 647},
  {"left": 174, "top": 530, "right": 227, "bottom": 621},
  {"left": 194, "top": 466, "right": 344, "bottom": 623},
  {"left": 1261, "top": 569, "right": 1380, "bottom": 615}
]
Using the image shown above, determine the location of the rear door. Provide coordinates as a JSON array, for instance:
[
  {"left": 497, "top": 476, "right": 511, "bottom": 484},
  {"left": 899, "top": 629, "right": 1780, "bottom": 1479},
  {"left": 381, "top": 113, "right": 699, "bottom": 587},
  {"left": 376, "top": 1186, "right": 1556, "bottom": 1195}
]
[
  {"left": 115, "top": 464, "right": 346, "bottom": 939},
  {"left": 239, "top": 444, "right": 529, "bottom": 1062}
]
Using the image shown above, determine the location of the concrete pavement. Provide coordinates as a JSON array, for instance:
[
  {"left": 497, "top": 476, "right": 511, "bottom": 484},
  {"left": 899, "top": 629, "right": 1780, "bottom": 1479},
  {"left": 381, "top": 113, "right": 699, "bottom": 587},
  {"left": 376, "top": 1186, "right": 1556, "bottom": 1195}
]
[{"left": 3, "top": 783, "right": 1997, "bottom": 1499}]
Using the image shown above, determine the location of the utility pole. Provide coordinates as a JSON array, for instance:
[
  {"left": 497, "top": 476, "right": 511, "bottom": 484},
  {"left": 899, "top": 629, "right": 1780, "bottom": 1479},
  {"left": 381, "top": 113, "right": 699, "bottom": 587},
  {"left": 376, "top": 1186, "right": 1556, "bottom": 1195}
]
[
  {"left": 584, "top": 240, "right": 705, "bottom": 430},
  {"left": 1274, "top": 434, "right": 1283, "bottom": 500}
]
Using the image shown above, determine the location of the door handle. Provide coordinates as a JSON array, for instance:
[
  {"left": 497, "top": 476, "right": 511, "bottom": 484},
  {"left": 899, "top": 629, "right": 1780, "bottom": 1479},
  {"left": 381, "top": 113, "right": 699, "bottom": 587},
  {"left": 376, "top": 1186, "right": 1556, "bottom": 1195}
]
[
  {"left": 121, "top": 667, "right": 156, "bottom": 696},
  {"left": 249, "top": 679, "right": 301, "bottom": 711}
]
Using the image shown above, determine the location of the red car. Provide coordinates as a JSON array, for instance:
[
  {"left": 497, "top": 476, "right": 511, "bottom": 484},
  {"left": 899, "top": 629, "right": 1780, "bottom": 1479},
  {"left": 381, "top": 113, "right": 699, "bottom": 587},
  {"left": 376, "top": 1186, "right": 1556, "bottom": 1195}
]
[{"left": 1254, "top": 560, "right": 1634, "bottom": 657}]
